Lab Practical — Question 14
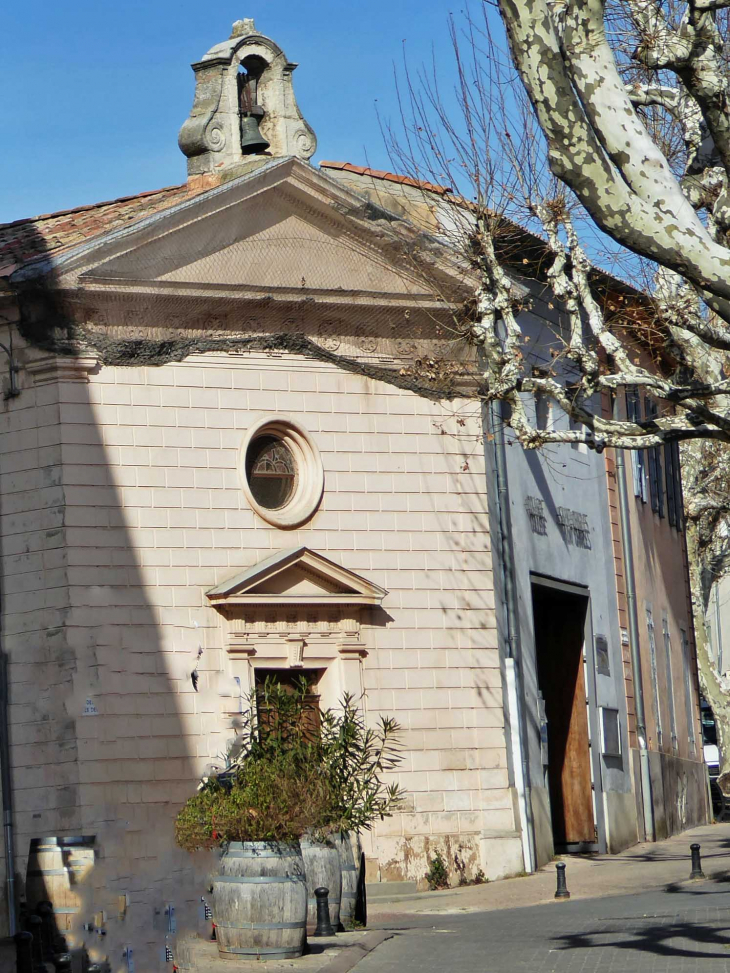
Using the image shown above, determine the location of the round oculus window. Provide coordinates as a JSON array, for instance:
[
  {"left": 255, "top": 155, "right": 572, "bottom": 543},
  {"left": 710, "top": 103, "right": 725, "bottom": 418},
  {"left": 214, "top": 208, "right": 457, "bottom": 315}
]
[
  {"left": 245, "top": 435, "right": 297, "bottom": 510},
  {"left": 240, "top": 416, "right": 324, "bottom": 528}
]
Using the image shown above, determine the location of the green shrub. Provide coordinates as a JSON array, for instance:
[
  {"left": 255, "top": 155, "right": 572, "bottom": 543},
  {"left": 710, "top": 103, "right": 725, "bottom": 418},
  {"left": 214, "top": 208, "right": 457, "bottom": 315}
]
[
  {"left": 175, "top": 751, "right": 330, "bottom": 851},
  {"left": 318, "top": 694, "right": 405, "bottom": 834},
  {"left": 174, "top": 677, "right": 406, "bottom": 852},
  {"left": 425, "top": 851, "right": 449, "bottom": 890}
]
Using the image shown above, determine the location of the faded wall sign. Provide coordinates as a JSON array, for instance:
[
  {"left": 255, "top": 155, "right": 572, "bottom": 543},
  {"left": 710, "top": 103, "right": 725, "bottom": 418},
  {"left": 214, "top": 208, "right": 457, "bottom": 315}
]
[
  {"left": 556, "top": 507, "right": 591, "bottom": 548},
  {"left": 524, "top": 497, "right": 592, "bottom": 548},
  {"left": 525, "top": 496, "right": 548, "bottom": 535}
]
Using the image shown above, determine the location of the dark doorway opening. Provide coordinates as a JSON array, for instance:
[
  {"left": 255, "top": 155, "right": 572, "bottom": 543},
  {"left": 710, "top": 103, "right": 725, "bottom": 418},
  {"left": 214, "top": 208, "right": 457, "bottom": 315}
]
[
  {"left": 532, "top": 582, "right": 596, "bottom": 852},
  {"left": 254, "top": 667, "right": 324, "bottom": 738}
]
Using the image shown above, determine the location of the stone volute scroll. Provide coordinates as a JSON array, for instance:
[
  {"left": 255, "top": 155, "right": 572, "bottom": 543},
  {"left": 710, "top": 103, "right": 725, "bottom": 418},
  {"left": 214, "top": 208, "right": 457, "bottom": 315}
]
[{"left": 178, "top": 18, "right": 317, "bottom": 187}]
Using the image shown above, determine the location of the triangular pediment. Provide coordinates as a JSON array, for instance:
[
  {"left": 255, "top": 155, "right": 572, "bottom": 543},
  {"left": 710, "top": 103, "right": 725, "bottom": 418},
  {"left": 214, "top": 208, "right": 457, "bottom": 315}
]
[
  {"left": 49, "top": 158, "right": 468, "bottom": 311},
  {"left": 206, "top": 546, "right": 388, "bottom": 608},
  {"left": 156, "top": 206, "right": 421, "bottom": 295}
]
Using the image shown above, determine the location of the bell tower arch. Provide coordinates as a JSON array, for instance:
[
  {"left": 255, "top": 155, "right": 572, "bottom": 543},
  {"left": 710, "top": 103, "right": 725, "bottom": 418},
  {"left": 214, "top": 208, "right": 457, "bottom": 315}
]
[{"left": 178, "top": 19, "right": 317, "bottom": 188}]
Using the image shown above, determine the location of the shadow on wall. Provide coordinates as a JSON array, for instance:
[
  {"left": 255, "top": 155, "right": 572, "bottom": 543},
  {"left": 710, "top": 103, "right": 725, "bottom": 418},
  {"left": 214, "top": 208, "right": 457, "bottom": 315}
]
[{"left": 3, "top": 231, "right": 215, "bottom": 971}]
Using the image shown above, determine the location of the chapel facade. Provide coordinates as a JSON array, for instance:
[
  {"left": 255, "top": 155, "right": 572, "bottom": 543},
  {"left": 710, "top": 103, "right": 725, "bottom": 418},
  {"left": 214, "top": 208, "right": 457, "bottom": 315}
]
[{"left": 0, "top": 18, "right": 707, "bottom": 970}]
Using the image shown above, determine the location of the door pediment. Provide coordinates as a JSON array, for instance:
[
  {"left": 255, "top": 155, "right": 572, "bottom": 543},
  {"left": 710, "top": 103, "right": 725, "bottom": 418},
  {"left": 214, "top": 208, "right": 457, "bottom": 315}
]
[{"left": 206, "top": 546, "right": 388, "bottom": 609}]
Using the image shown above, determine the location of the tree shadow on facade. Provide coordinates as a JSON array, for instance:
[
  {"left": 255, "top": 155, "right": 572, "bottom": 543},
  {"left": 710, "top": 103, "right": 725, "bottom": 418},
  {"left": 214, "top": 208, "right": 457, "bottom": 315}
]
[{"left": 1, "top": 228, "right": 213, "bottom": 971}]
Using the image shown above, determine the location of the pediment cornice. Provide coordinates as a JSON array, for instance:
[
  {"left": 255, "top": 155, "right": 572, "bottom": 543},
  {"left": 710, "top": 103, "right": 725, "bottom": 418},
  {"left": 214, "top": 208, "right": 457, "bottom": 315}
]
[
  {"left": 206, "top": 546, "right": 388, "bottom": 610},
  {"left": 40, "top": 158, "right": 469, "bottom": 304}
]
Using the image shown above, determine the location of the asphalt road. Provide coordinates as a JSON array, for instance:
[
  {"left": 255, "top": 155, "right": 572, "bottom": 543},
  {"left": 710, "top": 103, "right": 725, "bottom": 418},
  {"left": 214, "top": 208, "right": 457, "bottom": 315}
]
[{"left": 362, "top": 879, "right": 730, "bottom": 972}]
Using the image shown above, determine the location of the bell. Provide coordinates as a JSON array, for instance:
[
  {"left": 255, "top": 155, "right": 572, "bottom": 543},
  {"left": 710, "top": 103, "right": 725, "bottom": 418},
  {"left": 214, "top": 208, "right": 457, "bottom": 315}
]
[{"left": 240, "top": 114, "right": 270, "bottom": 155}]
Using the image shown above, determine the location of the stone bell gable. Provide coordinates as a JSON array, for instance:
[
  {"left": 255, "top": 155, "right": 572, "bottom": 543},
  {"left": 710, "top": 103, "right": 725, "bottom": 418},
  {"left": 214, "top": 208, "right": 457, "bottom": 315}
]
[{"left": 178, "top": 18, "right": 317, "bottom": 188}]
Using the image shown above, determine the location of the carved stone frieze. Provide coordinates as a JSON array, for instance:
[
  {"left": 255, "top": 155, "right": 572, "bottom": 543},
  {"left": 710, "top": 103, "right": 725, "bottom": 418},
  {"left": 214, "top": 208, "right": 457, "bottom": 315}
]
[{"left": 207, "top": 547, "right": 385, "bottom": 671}]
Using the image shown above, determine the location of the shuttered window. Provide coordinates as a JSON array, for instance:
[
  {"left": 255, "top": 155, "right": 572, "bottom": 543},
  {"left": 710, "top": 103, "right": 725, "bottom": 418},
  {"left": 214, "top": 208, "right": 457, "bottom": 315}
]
[
  {"left": 626, "top": 389, "right": 648, "bottom": 502},
  {"left": 662, "top": 614, "right": 678, "bottom": 752},
  {"left": 664, "top": 441, "right": 683, "bottom": 529},
  {"left": 646, "top": 606, "right": 662, "bottom": 748},
  {"left": 645, "top": 400, "right": 665, "bottom": 518},
  {"left": 681, "top": 629, "right": 697, "bottom": 757}
]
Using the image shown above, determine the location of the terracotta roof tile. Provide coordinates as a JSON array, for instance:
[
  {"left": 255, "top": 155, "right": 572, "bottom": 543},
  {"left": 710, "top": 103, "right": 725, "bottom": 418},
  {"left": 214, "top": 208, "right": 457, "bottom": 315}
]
[
  {"left": 0, "top": 183, "right": 203, "bottom": 277},
  {"left": 319, "top": 161, "right": 452, "bottom": 197}
]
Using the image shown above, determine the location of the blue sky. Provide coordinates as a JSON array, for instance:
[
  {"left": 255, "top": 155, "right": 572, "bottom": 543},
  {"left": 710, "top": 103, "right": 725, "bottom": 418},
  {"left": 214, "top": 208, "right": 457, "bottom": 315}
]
[{"left": 1, "top": 1, "right": 463, "bottom": 223}]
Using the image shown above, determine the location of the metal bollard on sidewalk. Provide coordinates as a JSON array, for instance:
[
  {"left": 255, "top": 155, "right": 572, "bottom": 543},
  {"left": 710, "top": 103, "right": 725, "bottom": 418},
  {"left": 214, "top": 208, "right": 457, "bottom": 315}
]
[
  {"left": 14, "top": 931, "right": 33, "bottom": 973},
  {"left": 554, "top": 862, "right": 570, "bottom": 899},
  {"left": 28, "top": 915, "right": 43, "bottom": 969},
  {"left": 312, "top": 887, "right": 335, "bottom": 937},
  {"left": 689, "top": 843, "right": 706, "bottom": 880}
]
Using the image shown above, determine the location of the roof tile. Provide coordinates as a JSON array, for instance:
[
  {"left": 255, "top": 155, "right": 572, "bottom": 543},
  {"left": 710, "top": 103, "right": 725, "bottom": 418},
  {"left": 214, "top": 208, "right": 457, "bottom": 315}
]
[
  {"left": 0, "top": 183, "right": 202, "bottom": 278},
  {"left": 320, "top": 161, "right": 452, "bottom": 196}
]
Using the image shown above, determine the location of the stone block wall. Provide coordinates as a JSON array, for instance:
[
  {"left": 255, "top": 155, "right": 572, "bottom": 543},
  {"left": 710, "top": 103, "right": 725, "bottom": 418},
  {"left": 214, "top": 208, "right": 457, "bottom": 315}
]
[{"left": 1, "top": 346, "right": 518, "bottom": 969}]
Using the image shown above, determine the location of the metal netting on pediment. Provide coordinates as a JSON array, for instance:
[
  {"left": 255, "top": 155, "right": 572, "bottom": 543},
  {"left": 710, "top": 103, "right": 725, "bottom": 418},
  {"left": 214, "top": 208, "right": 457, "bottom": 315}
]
[{"left": 13, "top": 189, "right": 484, "bottom": 401}]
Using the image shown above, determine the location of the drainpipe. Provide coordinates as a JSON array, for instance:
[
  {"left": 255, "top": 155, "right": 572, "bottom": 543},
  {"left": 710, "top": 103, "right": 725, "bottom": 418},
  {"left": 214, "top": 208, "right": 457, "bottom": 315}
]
[
  {"left": 488, "top": 400, "right": 536, "bottom": 873},
  {"left": 0, "top": 650, "right": 14, "bottom": 935},
  {"left": 613, "top": 400, "right": 656, "bottom": 842},
  {"left": 0, "top": 314, "right": 16, "bottom": 935}
]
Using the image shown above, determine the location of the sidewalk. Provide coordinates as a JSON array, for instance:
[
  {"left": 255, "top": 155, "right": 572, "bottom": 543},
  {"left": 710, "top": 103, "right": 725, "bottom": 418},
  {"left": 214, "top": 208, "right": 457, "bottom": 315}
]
[
  {"left": 175, "top": 930, "right": 392, "bottom": 973},
  {"left": 367, "top": 821, "right": 730, "bottom": 917},
  {"left": 358, "top": 822, "right": 730, "bottom": 973}
]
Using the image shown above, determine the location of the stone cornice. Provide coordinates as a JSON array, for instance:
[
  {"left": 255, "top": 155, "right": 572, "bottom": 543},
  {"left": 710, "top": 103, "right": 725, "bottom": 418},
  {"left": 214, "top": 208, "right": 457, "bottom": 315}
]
[{"left": 25, "top": 353, "right": 99, "bottom": 385}]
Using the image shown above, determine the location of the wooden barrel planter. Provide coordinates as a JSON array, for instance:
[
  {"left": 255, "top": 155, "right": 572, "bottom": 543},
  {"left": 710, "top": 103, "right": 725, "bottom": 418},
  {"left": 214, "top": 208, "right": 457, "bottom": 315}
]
[
  {"left": 300, "top": 835, "right": 341, "bottom": 934},
  {"left": 25, "top": 836, "right": 95, "bottom": 936},
  {"left": 212, "top": 841, "right": 307, "bottom": 960},
  {"left": 335, "top": 832, "right": 358, "bottom": 930},
  {"left": 171, "top": 939, "right": 195, "bottom": 972}
]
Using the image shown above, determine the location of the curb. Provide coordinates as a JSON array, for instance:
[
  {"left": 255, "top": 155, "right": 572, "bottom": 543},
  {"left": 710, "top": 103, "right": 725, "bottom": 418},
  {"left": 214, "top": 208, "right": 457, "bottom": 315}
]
[
  {"left": 366, "top": 871, "right": 730, "bottom": 918},
  {"left": 321, "top": 930, "right": 394, "bottom": 973}
]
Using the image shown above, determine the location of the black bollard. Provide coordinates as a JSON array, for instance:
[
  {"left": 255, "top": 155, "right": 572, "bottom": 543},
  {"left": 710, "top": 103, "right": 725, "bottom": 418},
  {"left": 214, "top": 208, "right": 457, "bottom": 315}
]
[
  {"left": 28, "top": 915, "right": 44, "bottom": 968},
  {"left": 555, "top": 862, "right": 570, "bottom": 899},
  {"left": 354, "top": 850, "right": 367, "bottom": 928},
  {"left": 312, "top": 887, "right": 335, "bottom": 937},
  {"left": 14, "top": 931, "right": 33, "bottom": 973},
  {"left": 37, "top": 901, "right": 60, "bottom": 943},
  {"left": 690, "top": 843, "right": 706, "bottom": 880},
  {"left": 36, "top": 901, "right": 56, "bottom": 959}
]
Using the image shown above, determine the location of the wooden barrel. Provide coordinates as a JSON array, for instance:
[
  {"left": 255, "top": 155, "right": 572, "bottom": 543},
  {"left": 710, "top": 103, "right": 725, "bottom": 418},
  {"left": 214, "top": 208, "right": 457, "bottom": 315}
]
[
  {"left": 212, "top": 841, "right": 307, "bottom": 960},
  {"left": 300, "top": 835, "right": 341, "bottom": 934},
  {"left": 335, "top": 832, "right": 358, "bottom": 930},
  {"left": 25, "top": 836, "right": 95, "bottom": 934},
  {"left": 171, "top": 939, "right": 195, "bottom": 972}
]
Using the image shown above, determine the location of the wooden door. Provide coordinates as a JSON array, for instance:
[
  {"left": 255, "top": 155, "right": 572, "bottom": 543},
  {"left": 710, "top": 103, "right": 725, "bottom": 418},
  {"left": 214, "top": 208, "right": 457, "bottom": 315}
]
[
  {"left": 254, "top": 668, "right": 323, "bottom": 740},
  {"left": 533, "top": 584, "right": 595, "bottom": 846}
]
